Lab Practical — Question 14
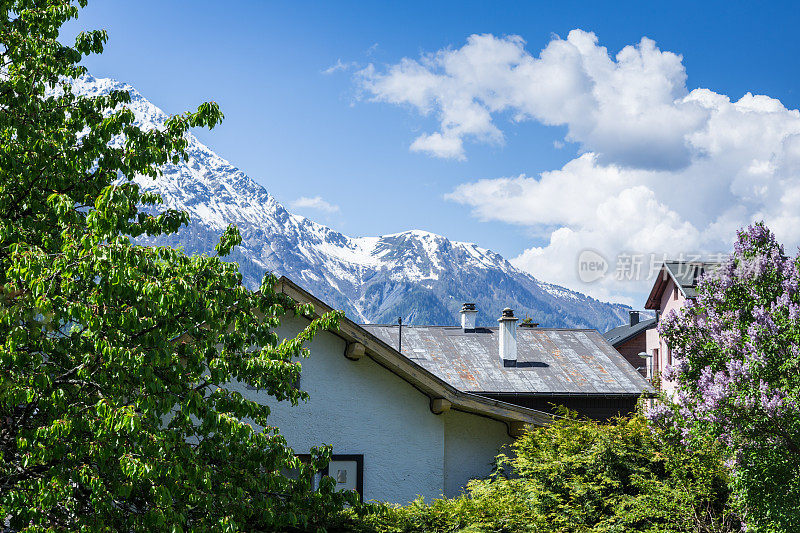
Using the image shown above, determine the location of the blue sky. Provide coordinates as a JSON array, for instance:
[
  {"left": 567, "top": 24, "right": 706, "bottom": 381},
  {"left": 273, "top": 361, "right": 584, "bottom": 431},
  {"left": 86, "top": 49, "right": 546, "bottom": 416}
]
[{"left": 63, "top": 1, "right": 800, "bottom": 304}]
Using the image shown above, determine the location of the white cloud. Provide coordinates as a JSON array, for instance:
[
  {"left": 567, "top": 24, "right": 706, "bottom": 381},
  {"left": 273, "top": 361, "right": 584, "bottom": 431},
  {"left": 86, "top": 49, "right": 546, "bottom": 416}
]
[
  {"left": 360, "top": 31, "right": 800, "bottom": 303},
  {"left": 410, "top": 132, "right": 466, "bottom": 160},
  {"left": 322, "top": 59, "right": 357, "bottom": 75},
  {"left": 290, "top": 196, "right": 340, "bottom": 214},
  {"left": 359, "top": 31, "right": 707, "bottom": 167}
]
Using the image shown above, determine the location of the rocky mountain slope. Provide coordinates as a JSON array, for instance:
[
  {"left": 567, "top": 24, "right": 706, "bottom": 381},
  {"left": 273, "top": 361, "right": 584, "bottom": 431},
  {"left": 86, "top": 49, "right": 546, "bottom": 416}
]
[{"left": 75, "top": 75, "right": 631, "bottom": 330}]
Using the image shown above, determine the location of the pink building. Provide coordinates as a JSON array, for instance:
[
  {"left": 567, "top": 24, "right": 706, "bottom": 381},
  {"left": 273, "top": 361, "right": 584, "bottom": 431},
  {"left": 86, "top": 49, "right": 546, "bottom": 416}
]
[{"left": 643, "top": 261, "right": 720, "bottom": 394}]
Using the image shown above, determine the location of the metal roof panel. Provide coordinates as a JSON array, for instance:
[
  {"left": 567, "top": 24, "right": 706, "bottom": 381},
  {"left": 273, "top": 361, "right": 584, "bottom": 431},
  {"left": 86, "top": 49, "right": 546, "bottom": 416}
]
[{"left": 362, "top": 324, "right": 653, "bottom": 396}]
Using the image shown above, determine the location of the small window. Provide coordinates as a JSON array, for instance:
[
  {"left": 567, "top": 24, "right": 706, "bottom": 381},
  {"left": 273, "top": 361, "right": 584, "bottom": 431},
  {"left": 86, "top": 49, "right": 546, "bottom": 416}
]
[
  {"left": 652, "top": 349, "right": 659, "bottom": 379},
  {"left": 673, "top": 286, "right": 679, "bottom": 300},
  {"left": 292, "top": 453, "right": 364, "bottom": 501},
  {"left": 323, "top": 454, "right": 364, "bottom": 501}
]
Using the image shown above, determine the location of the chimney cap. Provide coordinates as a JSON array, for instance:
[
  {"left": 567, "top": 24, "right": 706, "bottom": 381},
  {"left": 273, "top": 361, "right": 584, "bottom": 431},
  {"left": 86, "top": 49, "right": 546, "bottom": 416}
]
[
  {"left": 499, "top": 307, "right": 517, "bottom": 321},
  {"left": 461, "top": 302, "right": 477, "bottom": 312}
]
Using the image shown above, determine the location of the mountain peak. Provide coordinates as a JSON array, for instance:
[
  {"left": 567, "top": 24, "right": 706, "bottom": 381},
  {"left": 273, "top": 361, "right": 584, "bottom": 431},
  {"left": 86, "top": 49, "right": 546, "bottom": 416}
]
[{"left": 75, "top": 75, "right": 630, "bottom": 330}]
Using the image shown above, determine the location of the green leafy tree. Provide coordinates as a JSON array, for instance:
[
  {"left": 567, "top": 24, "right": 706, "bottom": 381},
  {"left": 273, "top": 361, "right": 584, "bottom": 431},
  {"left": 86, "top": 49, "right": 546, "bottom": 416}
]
[{"left": 0, "top": 1, "right": 353, "bottom": 530}]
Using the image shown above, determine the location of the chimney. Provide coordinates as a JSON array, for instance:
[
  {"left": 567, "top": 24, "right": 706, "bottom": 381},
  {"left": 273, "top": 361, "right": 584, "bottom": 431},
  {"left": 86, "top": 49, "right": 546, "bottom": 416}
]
[
  {"left": 498, "top": 307, "right": 518, "bottom": 367},
  {"left": 460, "top": 303, "right": 477, "bottom": 332},
  {"left": 629, "top": 310, "right": 639, "bottom": 327}
]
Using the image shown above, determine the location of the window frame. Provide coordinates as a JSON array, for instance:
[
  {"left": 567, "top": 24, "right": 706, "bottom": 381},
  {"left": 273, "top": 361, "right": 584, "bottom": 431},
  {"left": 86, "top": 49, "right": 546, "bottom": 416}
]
[{"left": 322, "top": 454, "right": 364, "bottom": 501}]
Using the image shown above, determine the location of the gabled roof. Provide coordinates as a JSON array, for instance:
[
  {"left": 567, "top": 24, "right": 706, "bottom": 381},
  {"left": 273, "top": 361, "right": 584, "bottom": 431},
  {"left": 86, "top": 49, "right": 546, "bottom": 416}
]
[
  {"left": 602, "top": 318, "right": 657, "bottom": 347},
  {"left": 644, "top": 261, "right": 722, "bottom": 309},
  {"left": 361, "top": 324, "right": 654, "bottom": 397},
  {"left": 275, "top": 276, "right": 554, "bottom": 427}
]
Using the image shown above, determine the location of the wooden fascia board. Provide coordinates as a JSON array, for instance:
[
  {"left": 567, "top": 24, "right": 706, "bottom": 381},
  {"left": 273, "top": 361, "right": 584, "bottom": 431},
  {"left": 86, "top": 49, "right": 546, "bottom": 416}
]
[
  {"left": 275, "top": 276, "right": 552, "bottom": 426},
  {"left": 644, "top": 264, "right": 669, "bottom": 309},
  {"left": 452, "top": 392, "right": 553, "bottom": 426}
]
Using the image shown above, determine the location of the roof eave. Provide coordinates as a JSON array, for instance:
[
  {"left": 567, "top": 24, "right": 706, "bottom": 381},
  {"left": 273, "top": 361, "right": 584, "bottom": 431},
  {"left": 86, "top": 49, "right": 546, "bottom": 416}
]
[
  {"left": 606, "top": 320, "right": 657, "bottom": 347},
  {"left": 645, "top": 264, "right": 669, "bottom": 309},
  {"left": 275, "top": 276, "right": 553, "bottom": 427},
  {"left": 645, "top": 262, "right": 696, "bottom": 309},
  {"left": 473, "top": 391, "right": 653, "bottom": 397}
]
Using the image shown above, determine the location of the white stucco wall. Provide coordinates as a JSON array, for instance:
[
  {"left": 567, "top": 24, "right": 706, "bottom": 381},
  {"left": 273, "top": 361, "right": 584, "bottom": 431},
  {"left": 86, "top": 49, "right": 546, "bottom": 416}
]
[
  {"left": 231, "top": 314, "right": 518, "bottom": 504},
  {"left": 235, "top": 315, "right": 443, "bottom": 503},
  {"left": 443, "top": 410, "right": 513, "bottom": 497}
]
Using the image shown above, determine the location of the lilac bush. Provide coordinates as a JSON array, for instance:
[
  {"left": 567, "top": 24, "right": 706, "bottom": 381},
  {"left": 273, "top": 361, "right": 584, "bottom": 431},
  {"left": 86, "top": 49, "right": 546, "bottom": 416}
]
[{"left": 648, "top": 222, "right": 800, "bottom": 531}]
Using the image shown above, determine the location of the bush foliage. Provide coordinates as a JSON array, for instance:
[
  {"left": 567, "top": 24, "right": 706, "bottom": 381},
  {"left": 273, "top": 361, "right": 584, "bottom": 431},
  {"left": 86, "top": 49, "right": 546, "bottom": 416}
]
[{"left": 348, "top": 410, "right": 738, "bottom": 533}]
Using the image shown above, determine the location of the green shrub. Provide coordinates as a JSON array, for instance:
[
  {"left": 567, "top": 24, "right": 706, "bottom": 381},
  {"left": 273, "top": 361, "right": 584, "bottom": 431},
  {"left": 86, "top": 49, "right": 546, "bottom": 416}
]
[{"left": 344, "top": 410, "right": 738, "bottom": 533}]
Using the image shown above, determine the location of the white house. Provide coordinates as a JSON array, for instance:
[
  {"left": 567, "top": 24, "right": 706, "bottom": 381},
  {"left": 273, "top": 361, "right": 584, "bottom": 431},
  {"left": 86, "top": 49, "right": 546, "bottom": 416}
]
[{"left": 235, "top": 277, "right": 651, "bottom": 504}]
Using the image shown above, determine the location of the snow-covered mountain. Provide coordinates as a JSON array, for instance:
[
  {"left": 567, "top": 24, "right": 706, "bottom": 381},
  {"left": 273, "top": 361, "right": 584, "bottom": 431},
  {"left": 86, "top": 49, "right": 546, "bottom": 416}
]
[{"left": 76, "top": 75, "right": 631, "bottom": 330}]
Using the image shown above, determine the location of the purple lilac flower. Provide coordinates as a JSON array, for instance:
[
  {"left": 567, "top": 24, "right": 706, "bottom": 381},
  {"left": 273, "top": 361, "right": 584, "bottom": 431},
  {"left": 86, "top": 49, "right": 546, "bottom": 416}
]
[
  {"left": 644, "top": 402, "right": 674, "bottom": 426},
  {"left": 725, "top": 359, "right": 750, "bottom": 381},
  {"left": 657, "top": 308, "right": 680, "bottom": 336},
  {"left": 752, "top": 306, "right": 777, "bottom": 333},
  {"left": 734, "top": 222, "right": 781, "bottom": 258},
  {"left": 696, "top": 366, "right": 733, "bottom": 412},
  {"left": 758, "top": 380, "right": 786, "bottom": 418}
]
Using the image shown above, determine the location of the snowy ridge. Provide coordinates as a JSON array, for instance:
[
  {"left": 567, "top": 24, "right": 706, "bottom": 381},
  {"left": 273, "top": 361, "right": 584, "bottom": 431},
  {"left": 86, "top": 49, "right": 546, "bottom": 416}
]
[{"left": 78, "top": 75, "right": 630, "bottom": 330}]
